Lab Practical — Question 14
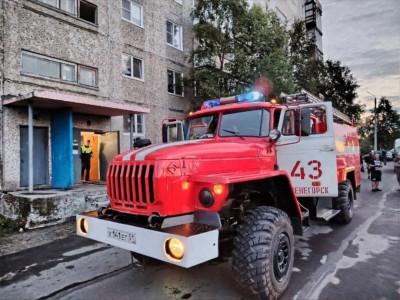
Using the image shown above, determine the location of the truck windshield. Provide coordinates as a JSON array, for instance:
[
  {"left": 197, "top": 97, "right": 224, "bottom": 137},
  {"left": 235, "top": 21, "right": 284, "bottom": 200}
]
[
  {"left": 188, "top": 114, "right": 218, "bottom": 139},
  {"left": 219, "top": 109, "right": 270, "bottom": 137}
]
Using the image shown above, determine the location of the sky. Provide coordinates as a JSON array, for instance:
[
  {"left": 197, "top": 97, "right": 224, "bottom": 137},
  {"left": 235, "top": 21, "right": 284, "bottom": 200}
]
[{"left": 319, "top": 0, "right": 400, "bottom": 116}]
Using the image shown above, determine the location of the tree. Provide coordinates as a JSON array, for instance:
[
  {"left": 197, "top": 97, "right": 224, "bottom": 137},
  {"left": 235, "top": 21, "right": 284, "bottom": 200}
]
[
  {"left": 288, "top": 20, "right": 324, "bottom": 95},
  {"left": 319, "top": 60, "right": 364, "bottom": 122},
  {"left": 190, "top": 0, "right": 294, "bottom": 103},
  {"left": 360, "top": 97, "right": 400, "bottom": 150}
]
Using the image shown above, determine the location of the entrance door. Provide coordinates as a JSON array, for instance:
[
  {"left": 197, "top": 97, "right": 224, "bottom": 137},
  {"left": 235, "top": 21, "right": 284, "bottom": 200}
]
[
  {"left": 20, "top": 126, "right": 49, "bottom": 186},
  {"left": 73, "top": 129, "right": 82, "bottom": 183},
  {"left": 73, "top": 130, "right": 119, "bottom": 183},
  {"left": 99, "top": 131, "right": 119, "bottom": 181},
  {"left": 81, "top": 132, "right": 100, "bottom": 181}
]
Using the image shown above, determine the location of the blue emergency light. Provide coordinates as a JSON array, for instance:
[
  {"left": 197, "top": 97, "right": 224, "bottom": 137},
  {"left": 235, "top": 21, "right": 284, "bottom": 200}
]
[{"left": 201, "top": 91, "right": 263, "bottom": 109}]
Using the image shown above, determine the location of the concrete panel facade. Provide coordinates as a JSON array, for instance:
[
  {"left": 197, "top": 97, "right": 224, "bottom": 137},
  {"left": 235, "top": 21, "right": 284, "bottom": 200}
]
[{"left": 0, "top": 0, "right": 195, "bottom": 191}]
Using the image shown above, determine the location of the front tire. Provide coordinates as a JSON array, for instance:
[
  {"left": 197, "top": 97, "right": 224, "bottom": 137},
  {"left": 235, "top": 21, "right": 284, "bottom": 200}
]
[
  {"left": 232, "top": 206, "right": 294, "bottom": 299},
  {"left": 333, "top": 180, "right": 354, "bottom": 224}
]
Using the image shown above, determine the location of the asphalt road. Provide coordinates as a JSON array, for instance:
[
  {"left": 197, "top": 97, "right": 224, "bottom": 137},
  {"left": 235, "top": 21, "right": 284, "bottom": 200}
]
[{"left": 0, "top": 162, "right": 399, "bottom": 300}]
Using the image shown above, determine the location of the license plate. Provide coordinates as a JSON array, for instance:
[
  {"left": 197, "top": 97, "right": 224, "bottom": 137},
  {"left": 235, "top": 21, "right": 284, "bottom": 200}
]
[{"left": 107, "top": 227, "right": 136, "bottom": 244}]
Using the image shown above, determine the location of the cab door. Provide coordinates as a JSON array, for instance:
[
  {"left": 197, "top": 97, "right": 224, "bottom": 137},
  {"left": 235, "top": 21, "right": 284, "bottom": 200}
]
[{"left": 276, "top": 102, "right": 338, "bottom": 198}]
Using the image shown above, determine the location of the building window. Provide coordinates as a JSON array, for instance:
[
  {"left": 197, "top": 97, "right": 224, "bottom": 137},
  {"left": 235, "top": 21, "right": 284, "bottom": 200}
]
[
  {"left": 122, "top": 54, "right": 143, "bottom": 80},
  {"left": 79, "top": 1, "right": 97, "bottom": 23},
  {"left": 166, "top": 21, "right": 183, "bottom": 50},
  {"left": 61, "top": 64, "right": 76, "bottom": 82},
  {"left": 38, "top": 0, "right": 97, "bottom": 24},
  {"left": 22, "top": 53, "right": 76, "bottom": 81},
  {"left": 121, "top": 0, "right": 143, "bottom": 27},
  {"left": 79, "top": 66, "right": 97, "bottom": 86},
  {"left": 22, "top": 52, "right": 97, "bottom": 87},
  {"left": 275, "top": 8, "right": 287, "bottom": 24},
  {"left": 167, "top": 69, "right": 183, "bottom": 96},
  {"left": 123, "top": 114, "right": 145, "bottom": 134}
]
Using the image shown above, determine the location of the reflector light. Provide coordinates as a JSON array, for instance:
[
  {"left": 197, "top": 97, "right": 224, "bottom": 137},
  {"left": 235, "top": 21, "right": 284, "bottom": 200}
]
[
  {"left": 312, "top": 181, "right": 321, "bottom": 186},
  {"left": 201, "top": 91, "right": 263, "bottom": 109},
  {"left": 78, "top": 218, "right": 89, "bottom": 235}
]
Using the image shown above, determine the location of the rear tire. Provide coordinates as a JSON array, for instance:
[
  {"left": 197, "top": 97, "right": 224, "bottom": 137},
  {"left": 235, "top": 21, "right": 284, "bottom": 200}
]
[
  {"left": 333, "top": 180, "right": 354, "bottom": 224},
  {"left": 232, "top": 206, "right": 294, "bottom": 299}
]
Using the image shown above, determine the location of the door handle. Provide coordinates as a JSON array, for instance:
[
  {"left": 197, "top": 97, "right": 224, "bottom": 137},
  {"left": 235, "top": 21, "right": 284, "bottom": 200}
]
[{"left": 320, "top": 146, "right": 334, "bottom": 151}]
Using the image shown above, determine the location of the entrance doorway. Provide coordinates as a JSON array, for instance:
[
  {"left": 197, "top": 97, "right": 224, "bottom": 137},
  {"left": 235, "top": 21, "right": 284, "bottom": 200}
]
[
  {"left": 73, "top": 130, "right": 119, "bottom": 183},
  {"left": 20, "top": 126, "right": 49, "bottom": 186}
]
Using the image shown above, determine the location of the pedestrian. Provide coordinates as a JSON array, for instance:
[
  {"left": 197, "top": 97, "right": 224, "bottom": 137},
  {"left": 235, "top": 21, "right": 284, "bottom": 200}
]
[
  {"left": 368, "top": 153, "right": 383, "bottom": 192},
  {"left": 382, "top": 149, "right": 387, "bottom": 166},
  {"left": 364, "top": 151, "right": 374, "bottom": 179},
  {"left": 81, "top": 139, "right": 93, "bottom": 182}
]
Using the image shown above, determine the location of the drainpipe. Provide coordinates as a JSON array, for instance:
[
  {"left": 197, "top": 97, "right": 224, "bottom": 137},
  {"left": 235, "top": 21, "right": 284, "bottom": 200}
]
[
  {"left": 129, "top": 114, "right": 133, "bottom": 149},
  {"left": 28, "top": 101, "right": 33, "bottom": 192}
]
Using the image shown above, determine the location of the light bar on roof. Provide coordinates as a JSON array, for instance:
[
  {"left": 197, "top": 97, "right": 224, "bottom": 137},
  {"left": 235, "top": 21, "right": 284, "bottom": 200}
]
[{"left": 201, "top": 91, "right": 263, "bottom": 109}]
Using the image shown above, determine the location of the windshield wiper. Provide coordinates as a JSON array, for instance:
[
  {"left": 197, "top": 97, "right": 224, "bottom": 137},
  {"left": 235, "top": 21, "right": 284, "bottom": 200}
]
[{"left": 222, "top": 129, "right": 244, "bottom": 140}]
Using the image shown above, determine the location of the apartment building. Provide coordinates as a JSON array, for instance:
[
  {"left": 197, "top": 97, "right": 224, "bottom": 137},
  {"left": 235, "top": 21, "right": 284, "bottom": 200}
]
[
  {"left": 0, "top": 0, "right": 194, "bottom": 191},
  {"left": 0, "top": 0, "right": 323, "bottom": 192},
  {"left": 252, "top": 0, "right": 323, "bottom": 57}
]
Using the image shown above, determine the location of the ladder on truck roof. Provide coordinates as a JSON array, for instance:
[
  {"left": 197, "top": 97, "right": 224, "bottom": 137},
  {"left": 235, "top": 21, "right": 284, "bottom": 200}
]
[{"left": 280, "top": 89, "right": 353, "bottom": 126}]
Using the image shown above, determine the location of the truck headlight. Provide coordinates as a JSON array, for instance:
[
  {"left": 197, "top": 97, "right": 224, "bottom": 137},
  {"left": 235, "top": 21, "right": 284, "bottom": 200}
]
[
  {"left": 199, "top": 188, "right": 214, "bottom": 207},
  {"left": 78, "top": 218, "right": 89, "bottom": 235},
  {"left": 165, "top": 237, "right": 185, "bottom": 261}
]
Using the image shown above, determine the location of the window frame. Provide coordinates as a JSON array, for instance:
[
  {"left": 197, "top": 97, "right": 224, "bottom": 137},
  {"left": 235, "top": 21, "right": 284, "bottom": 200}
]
[
  {"left": 78, "top": 65, "right": 97, "bottom": 87},
  {"left": 167, "top": 69, "right": 184, "bottom": 97},
  {"left": 21, "top": 52, "right": 98, "bottom": 88},
  {"left": 38, "top": 0, "right": 98, "bottom": 25},
  {"left": 123, "top": 114, "right": 145, "bottom": 136},
  {"left": 166, "top": 20, "right": 183, "bottom": 50},
  {"left": 122, "top": 54, "right": 144, "bottom": 81},
  {"left": 121, "top": 0, "right": 143, "bottom": 27}
]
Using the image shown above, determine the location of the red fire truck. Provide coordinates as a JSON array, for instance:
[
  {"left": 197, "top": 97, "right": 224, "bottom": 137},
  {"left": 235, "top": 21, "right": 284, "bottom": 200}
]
[{"left": 77, "top": 89, "right": 361, "bottom": 299}]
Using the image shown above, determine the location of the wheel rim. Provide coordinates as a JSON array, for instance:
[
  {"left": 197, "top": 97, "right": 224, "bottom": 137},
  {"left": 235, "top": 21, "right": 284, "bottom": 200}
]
[
  {"left": 348, "top": 190, "right": 354, "bottom": 216},
  {"left": 273, "top": 233, "right": 291, "bottom": 282}
]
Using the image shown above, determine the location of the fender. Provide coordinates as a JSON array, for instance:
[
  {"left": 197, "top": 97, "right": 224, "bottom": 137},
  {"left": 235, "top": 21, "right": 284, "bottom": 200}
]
[{"left": 189, "top": 170, "right": 302, "bottom": 221}]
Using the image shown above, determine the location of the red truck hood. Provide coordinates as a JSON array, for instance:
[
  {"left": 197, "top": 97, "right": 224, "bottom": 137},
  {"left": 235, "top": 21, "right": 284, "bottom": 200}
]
[{"left": 115, "top": 139, "right": 262, "bottom": 162}]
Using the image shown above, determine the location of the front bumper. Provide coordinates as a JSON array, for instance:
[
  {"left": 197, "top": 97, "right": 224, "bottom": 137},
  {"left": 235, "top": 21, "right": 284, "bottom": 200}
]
[{"left": 76, "top": 211, "right": 220, "bottom": 268}]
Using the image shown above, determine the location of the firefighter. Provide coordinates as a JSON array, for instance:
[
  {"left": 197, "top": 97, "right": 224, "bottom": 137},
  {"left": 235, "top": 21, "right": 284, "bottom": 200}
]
[{"left": 81, "top": 139, "right": 93, "bottom": 182}]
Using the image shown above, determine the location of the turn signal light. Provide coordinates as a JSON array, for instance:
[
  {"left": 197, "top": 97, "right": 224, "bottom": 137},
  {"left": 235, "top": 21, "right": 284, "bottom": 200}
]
[
  {"left": 182, "top": 182, "right": 190, "bottom": 190},
  {"left": 213, "top": 184, "right": 224, "bottom": 195},
  {"left": 165, "top": 237, "right": 185, "bottom": 261}
]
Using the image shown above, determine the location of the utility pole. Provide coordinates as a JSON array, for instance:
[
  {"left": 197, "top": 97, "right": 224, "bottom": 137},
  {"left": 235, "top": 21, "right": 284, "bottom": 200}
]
[{"left": 367, "top": 91, "right": 377, "bottom": 152}]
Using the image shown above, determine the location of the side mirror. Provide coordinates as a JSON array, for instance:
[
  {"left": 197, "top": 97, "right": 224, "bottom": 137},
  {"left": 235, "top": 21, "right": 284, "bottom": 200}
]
[
  {"left": 269, "top": 129, "right": 281, "bottom": 142},
  {"left": 162, "top": 120, "right": 185, "bottom": 143}
]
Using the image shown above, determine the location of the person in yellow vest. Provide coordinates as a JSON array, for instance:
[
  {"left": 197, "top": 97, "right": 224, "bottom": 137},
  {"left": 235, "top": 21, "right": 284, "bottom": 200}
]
[{"left": 81, "top": 139, "right": 93, "bottom": 182}]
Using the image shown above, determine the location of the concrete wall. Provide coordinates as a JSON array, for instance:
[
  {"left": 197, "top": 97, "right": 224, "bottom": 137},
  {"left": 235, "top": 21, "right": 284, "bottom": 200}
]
[
  {"left": 0, "top": 0, "right": 195, "bottom": 190},
  {"left": 253, "top": 0, "right": 305, "bottom": 28}
]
